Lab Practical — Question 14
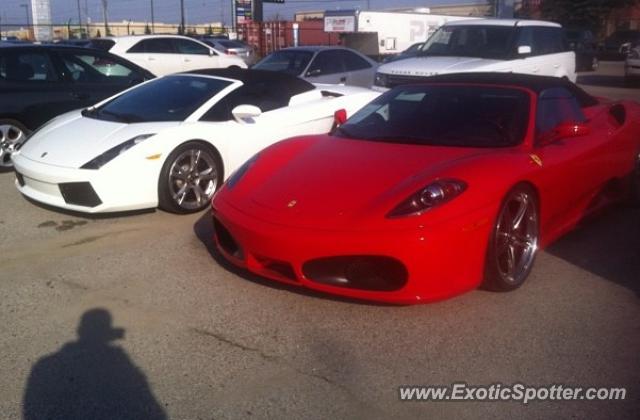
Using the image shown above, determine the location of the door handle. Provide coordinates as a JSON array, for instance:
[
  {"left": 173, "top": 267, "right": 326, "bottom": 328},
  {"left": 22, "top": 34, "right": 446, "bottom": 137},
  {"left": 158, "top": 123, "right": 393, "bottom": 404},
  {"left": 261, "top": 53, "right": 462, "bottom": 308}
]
[
  {"left": 184, "top": 58, "right": 191, "bottom": 62},
  {"left": 148, "top": 57, "right": 156, "bottom": 61},
  {"left": 70, "top": 92, "right": 90, "bottom": 100}
]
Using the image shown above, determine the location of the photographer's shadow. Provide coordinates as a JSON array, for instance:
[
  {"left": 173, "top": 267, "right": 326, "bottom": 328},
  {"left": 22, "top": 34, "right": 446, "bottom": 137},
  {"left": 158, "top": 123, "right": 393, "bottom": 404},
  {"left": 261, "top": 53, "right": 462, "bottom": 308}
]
[{"left": 23, "top": 308, "right": 166, "bottom": 420}]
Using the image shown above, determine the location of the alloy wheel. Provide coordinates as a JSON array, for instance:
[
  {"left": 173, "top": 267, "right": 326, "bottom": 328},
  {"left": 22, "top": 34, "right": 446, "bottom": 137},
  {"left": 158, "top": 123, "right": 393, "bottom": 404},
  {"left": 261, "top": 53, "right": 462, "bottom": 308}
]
[
  {"left": 0, "top": 123, "right": 26, "bottom": 168},
  {"left": 167, "top": 148, "right": 218, "bottom": 211},
  {"left": 494, "top": 190, "right": 539, "bottom": 285}
]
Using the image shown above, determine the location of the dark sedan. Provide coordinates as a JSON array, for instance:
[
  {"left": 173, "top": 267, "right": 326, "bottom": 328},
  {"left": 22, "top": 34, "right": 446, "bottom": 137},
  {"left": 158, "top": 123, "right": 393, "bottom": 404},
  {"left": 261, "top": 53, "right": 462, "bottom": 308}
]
[{"left": 0, "top": 44, "right": 154, "bottom": 168}]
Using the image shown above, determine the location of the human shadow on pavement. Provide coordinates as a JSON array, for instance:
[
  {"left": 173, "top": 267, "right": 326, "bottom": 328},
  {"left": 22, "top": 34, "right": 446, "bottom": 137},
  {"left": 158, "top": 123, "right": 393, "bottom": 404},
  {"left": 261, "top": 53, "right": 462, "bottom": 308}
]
[{"left": 23, "top": 308, "right": 167, "bottom": 420}]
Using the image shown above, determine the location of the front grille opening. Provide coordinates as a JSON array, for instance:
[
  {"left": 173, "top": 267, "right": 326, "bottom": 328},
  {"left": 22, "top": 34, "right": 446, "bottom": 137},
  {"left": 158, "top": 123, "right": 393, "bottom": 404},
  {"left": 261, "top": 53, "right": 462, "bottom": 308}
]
[
  {"left": 303, "top": 256, "right": 408, "bottom": 292},
  {"left": 58, "top": 182, "right": 102, "bottom": 207},
  {"left": 15, "top": 171, "right": 25, "bottom": 187},
  {"left": 262, "top": 260, "right": 297, "bottom": 281},
  {"left": 213, "top": 218, "right": 243, "bottom": 259}
]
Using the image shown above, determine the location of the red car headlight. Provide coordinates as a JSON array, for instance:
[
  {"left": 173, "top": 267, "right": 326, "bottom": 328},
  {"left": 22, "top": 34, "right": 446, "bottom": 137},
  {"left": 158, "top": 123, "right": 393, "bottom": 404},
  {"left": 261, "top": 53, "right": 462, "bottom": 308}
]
[{"left": 387, "top": 179, "right": 467, "bottom": 218}]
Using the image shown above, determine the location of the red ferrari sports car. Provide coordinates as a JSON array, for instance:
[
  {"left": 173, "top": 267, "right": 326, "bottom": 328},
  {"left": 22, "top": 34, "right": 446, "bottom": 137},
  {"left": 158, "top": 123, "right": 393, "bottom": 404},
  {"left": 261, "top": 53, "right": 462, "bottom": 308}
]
[{"left": 211, "top": 73, "right": 640, "bottom": 304}]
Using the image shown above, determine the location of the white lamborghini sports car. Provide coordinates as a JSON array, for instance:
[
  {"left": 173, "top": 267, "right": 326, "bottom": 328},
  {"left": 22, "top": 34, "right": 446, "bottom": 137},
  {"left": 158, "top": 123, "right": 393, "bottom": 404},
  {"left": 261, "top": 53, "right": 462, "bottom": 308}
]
[{"left": 12, "top": 69, "right": 379, "bottom": 213}]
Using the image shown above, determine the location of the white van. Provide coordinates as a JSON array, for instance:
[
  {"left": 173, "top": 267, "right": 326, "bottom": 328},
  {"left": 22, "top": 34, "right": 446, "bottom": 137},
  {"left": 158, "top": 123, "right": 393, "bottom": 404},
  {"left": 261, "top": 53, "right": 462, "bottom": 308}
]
[{"left": 373, "top": 19, "right": 576, "bottom": 90}]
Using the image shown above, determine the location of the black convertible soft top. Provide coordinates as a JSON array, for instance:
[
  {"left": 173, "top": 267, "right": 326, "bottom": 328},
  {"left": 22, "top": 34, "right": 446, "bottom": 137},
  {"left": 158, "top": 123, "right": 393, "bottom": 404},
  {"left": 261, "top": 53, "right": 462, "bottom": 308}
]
[
  {"left": 418, "top": 72, "right": 598, "bottom": 107},
  {"left": 185, "top": 68, "right": 315, "bottom": 98}
]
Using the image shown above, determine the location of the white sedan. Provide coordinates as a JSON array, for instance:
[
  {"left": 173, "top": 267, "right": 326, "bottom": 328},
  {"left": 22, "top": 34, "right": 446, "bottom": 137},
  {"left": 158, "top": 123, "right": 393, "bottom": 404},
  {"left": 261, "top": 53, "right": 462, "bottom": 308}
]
[
  {"left": 95, "top": 35, "right": 247, "bottom": 76},
  {"left": 12, "top": 69, "right": 379, "bottom": 214}
]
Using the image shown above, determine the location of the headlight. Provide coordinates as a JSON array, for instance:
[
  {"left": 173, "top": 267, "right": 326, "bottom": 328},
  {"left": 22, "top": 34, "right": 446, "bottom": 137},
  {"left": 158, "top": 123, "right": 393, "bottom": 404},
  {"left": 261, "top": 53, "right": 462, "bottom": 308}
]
[
  {"left": 387, "top": 179, "right": 467, "bottom": 218},
  {"left": 374, "top": 72, "right": 389, "bottom": 87},
  {"left": 80, "top": 134, "right": 155, "bottom": 169}
]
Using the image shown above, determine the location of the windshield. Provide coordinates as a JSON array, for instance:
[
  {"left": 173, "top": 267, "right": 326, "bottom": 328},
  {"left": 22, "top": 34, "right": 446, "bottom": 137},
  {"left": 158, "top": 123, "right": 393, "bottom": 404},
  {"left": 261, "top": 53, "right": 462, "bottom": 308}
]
[
  {"left": 419, "top": 25, "right": 515, "bottom": 59},
  {"left": 336, "top": 85, "right": 530, "bottom": 148},
  {"left": 84, "top": 75, "right": 232, "bottom": 123},
  {"left": 252, "top": 50, "right": 313, "bottom": 76}
]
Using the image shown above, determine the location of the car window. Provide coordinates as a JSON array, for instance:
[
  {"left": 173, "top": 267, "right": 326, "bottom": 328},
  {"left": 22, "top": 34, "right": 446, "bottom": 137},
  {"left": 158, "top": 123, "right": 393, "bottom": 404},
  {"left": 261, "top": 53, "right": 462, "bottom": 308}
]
[
  {"left": 0, "top": 51, "right": 58, "bottom": 81},
  {"left": 307, "top": 51, "right": 344, "bottom": 76},
  {"left": 337, "top": 85, "right": 530, "bottom": 147},
  {"left": 253, "top": 50, "right": 313, "bottom": 76},
  {"left": 338, "top": 50, "right": 372, "bottom": 71},
  {"left": 420, "top": 25, "right": 516, "bottom": 60},
  {"left": 200, "top": 81, "right": 293, "bottom": 122},
  {"left": 173, "top": 38, "right": 211, "bottom": 55},
  {"left": 127, "top": 38, "right": 175, "bottom": 53},
  {"left": 536, "top": 87, "right": 586, "bottom": 138},
  {"left": 87, "top": 75, "right": 232, "bottom": 122},
  {"left": 532, "top": 27, "right": 566, "bottom": 55},
  {"left": 59, "top": 52, "right": 143, "bottom": 82}
]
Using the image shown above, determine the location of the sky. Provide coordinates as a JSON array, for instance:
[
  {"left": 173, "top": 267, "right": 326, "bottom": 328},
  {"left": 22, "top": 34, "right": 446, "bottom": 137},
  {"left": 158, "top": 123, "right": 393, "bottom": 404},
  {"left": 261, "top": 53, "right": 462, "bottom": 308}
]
[{"left": 0, "top": 0, "right": 484, "bottom": 27}]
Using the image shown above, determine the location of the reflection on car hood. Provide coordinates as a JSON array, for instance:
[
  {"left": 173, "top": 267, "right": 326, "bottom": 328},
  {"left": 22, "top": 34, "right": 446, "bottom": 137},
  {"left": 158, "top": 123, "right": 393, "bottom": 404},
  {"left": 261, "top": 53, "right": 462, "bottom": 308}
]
[
  {"left": 19, "top": 113, "right": 179, "bottom": 169},
  {"left": 231, "top": 136, "right": 489, "bottom": 229},
  {"left": 379, "top": 56, "right": 506, "bottom": 77}
]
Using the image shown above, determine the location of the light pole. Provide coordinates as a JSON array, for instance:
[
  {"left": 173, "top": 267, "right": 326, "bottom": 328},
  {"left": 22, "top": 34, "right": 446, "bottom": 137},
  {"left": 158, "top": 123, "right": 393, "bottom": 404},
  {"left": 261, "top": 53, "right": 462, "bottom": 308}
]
[
  {"left": 76, "top": 0, "right": 83, "bottom": 37},
  {"left": 179, "top": 0, "right": 185, "bottom": 34},
  {"left": 150, "top": 0, "right": 155, "bottom": 33},
  {"left": 101, "top": 0, "right": 109, "bottom": 36},
  {"left": 20, "top": 4, "right": 30, "bottom": 40}
]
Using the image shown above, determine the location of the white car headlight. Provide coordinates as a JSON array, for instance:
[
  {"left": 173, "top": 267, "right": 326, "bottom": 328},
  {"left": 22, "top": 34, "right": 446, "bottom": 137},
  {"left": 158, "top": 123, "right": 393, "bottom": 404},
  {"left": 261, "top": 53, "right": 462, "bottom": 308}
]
[{"left": 81, "top": 134, "right": 155, "bottom": 169}]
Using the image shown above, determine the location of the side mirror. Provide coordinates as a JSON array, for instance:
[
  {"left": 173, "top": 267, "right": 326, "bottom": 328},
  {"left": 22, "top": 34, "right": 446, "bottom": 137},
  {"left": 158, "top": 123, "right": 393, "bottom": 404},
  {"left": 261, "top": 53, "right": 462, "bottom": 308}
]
[
  {"left": 539, "top": 122, "right": 590, "bottom": 146},
  {"left": 518, "top": 45, "right": 532, "bottom": 55},
  {"left": 232, "top": 104, "right": 262, "bottom": 124},
  {"left": 334, "top": 109, "right": 347, "bottom": 126},
  {"left": 306, "top": 68, "right": 322, "bottom": 77},
  {"left": 209, "top": 49, "right": 217, "bottom": 56},
  {"left": 330, "top": 109, "right": 347, "bottom": 134}
]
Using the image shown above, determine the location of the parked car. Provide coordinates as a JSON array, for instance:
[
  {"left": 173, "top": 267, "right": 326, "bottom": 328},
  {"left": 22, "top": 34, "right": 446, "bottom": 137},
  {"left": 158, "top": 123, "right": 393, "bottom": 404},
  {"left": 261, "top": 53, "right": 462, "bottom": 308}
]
[
  {"left": 96, "top": 35, "right": 247, "bottom": 76},
  {"left": 252, "top": 46, "right": 378, "bottom": 87},
  {"left": 373, "top": 19, "right": 576, "bottom": 90},
  {"left": 12, "top": 69, "right": 379, "bottom": 213},
  {"left": 565, "top": 29, "right": 598, "bottom": 71},
  {"left": 211, "top": 73, "right": 640, "bottom": 304},
  {"left": 382, "top": 42, "right": 425, "bottom": 63},
  {"left": 200, "top": 38, "right": 256, "bottom": 65},
  {"left": 0, "top": 44, "right": 154, "bottom": 168},
  {"left": 600, "top": 30, "right": 640, "bottom": 60},
  {"left": 625, "top": 46, "right": 640, "bottom": 83}
]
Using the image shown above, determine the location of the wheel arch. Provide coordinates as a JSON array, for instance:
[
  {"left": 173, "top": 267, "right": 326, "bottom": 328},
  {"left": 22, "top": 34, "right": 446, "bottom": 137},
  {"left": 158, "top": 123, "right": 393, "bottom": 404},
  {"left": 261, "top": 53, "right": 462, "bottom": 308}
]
[{"left": 162, "top": 139, "right": 225, "bottom": 181}]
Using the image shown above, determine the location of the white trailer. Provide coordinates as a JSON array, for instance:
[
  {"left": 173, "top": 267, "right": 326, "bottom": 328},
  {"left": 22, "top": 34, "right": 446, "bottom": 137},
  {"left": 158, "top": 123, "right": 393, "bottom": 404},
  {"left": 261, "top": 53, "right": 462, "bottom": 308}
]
[{"left": 324, "top": 9, "right": 477, "bottom": 59}]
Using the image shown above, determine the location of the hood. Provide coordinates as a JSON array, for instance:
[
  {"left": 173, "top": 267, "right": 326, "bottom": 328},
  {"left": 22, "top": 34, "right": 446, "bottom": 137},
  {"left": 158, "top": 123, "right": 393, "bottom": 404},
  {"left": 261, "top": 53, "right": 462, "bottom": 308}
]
[
  {"left": 379, "top": 56, "right": 506, "bottom": 77},
  {"left": 19, "top": 114, "right": 179, "bottom": 169},
  {"left": 233, "top": 137, "right": 489, "bottom": 228}
]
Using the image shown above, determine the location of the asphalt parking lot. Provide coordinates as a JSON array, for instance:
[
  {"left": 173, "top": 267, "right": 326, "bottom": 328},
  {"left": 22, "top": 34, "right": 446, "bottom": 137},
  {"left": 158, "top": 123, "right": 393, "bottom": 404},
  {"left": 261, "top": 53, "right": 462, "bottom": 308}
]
[{"left": 1, "top": 62, "right": 639, "bottom": 419}]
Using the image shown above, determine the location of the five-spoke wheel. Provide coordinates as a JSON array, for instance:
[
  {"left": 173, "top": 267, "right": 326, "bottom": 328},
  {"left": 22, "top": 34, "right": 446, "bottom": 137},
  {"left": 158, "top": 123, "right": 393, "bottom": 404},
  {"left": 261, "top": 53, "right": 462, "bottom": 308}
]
[{"left": 484, "top": 185, "right": 539, "bottom": 291}]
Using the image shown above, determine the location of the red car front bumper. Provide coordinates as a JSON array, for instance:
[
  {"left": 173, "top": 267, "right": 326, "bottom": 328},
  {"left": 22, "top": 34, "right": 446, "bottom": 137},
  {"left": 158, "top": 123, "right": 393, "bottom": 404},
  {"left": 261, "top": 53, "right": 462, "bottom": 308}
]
[{"left": 212, "top": 198, "right": 497, "bottom": 304}]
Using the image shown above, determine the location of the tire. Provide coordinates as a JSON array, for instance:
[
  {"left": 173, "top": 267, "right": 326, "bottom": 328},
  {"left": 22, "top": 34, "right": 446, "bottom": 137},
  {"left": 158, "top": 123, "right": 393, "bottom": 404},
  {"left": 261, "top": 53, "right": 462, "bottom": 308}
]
[
  {"left": 483, "top": 184, "right": 540, "bottom": 292},
  {"left": 0, "top": 118, "right": 30, "bottom": 170},
  {"left": 158, "top": 141, "right": 223, "bottom": 214},
  {"left": 630, "top": 150, "right": 640, "bottom": 207}
]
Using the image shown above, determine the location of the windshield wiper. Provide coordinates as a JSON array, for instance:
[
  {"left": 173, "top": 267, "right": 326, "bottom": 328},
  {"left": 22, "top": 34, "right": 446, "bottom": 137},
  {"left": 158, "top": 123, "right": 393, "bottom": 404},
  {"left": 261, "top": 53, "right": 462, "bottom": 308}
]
[
  {"left": 98, "top": 109, "right": 142, "bottom": 123},
  {"left": 365, "top": 134, "right": 433, "bottom": 145}
]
